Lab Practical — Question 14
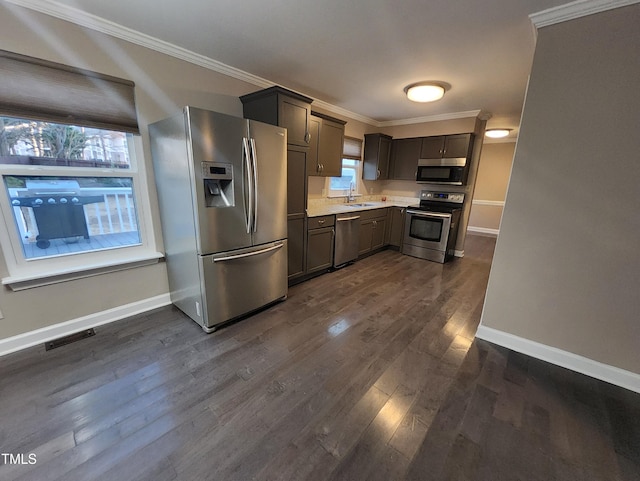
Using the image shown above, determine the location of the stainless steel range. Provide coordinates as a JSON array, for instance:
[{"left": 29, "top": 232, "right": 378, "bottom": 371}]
[{"left": 402, "top": 190, "right": 464, "bottom": 263}]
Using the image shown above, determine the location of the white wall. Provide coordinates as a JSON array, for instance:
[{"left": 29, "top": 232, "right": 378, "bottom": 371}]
[{"left": 479, "top": 4, "right": 640, "bottom": 377}]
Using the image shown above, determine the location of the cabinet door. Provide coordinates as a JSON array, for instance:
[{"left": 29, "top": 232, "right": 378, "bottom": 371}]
[
  {"left": 358, "top": 219, "right": 373, "bottom": 255},
  {"left": 363, "top": 134, "right": 392, "bottom": 180},
  {"left": 319, "top": 119, "right": 344, "bottom": 177},
  {"left": 306, "top": 226, "right": 335, "bottom": 274},
  {"left": 377, "top": 136, "right": 391, "bottom": 180},
  {"left": 390, "top": 138, "right": 421, "bottom": 180},
  {"left": 443, "top": 133, "right": 472, "bottom": 158},
  {"left": 420, "top": 136, "right": 445, "bottom": 159},
  {"left": 371, "top": 218, "right": 387, "bottom": 251},
  {"left": 279, "top": 96, "right": 310, "bottom": 147},
  {"left": 287, "top": 216, "right": 305, "bottom": 279},
  {"left": 307, "top": 115, "right": 321, "bottom": 176},
  {"left": 287, "top": 147, "right": 308, "bottom": 216},
  {"left": 388, "top": 207, "right": 406, "bottom": 247}
]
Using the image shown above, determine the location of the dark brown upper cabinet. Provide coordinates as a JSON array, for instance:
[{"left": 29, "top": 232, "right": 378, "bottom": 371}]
[
  {"left": 240, "top": 86, "right": 312, "bottom": 148},
  {"left": 308, "top": 112, "right": 345, "bottom": 177},
  {"left": 419, "top": 133, "right": 473, "bottom": 159},
  {"left": 363, "top": 133, "right": 392, "bottom": 180},
  {"left": 390, "top": 137, "right": 421, "bottom": 180}
]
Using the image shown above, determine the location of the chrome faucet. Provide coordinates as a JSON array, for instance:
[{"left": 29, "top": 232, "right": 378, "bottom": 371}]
[{"left": 347, "top": 181, "right": 356, "bottom": 203}]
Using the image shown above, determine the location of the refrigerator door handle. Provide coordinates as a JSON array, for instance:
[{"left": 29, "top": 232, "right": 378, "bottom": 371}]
[
  {"left": 242, "top": 137, "right": 253, "bottom": 234},
  {"left": 212, "top": 242, "right": 284, "bottom": 262},
  {"left": 249, "top": 137, "right": 258, "bottom": 233}
]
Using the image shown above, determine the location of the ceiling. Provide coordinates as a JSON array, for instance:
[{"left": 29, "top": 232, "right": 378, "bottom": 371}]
[{"left": 12, "top": 0, "right": 575, "bottom": 135}]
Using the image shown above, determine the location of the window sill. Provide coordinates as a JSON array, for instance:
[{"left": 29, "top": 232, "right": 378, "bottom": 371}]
[
  {"left": 327, "top": 193, "right": 362, "bottom": 199},
  {"left": 2, "top": 251, "right": 164, "bottom": 291}
]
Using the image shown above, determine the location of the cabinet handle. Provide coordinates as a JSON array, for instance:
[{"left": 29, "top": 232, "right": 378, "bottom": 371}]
[
  {"left": 373, "top": 220, "right": 377, "bottom": 227},
  {"left": 320, "top": 163, "right": 324, "bottom": 173},
  {"left": 318, "top": 219, "right": 325, "bottom": 225},
  {"left": 377, "top": 169, "right": 381, "bottom": 179},
  {"left": 317, "top": 163, "right": 321, "bottom": 174},
  {"left": 305, "top": 132, "right": 311, "bottom": 144}
]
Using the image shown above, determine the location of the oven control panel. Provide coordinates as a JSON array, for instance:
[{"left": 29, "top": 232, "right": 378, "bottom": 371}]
[{"left": 420, "top": 190, "right": 464, "bottom": 204}]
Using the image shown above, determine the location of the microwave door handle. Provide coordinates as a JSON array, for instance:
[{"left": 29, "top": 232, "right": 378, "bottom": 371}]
[
  {"left": 242, "top": 137, "right": 252, "bottom": 234},
  {"left": 250, "top": 138, "right": 258, "bottom": 233}
]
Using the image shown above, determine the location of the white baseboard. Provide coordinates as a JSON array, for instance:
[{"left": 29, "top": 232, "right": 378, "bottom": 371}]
[
  {"left": 467, "top": 226, "right": 499, "bottom": 236},
  {"left": 471, "top": 200, "right": 505, "bottom": 207},
  {"left": 475, "top": 325, "right": 640, "bottom": 394},
  {"left": 0, "top": 293, "right": 172, "bottom": 357}
]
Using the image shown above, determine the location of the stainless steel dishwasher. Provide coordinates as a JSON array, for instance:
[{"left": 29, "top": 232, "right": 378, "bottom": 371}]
[{"left": 333, "top": 213, "right": 360, "bottom": 267}]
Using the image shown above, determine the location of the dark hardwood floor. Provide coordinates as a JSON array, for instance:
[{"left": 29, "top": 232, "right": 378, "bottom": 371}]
[{"left": 1, "top": 234, "right": 638, "bottom": 480}]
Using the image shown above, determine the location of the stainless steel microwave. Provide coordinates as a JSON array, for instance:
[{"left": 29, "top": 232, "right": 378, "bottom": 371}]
[{"left": 415, "top": 158, "right": 469, "bottom": 185}]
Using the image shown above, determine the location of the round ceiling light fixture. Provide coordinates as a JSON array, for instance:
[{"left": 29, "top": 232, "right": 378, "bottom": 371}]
[
  {"left": 485, "top": 128, "right": 512, "bottom": 139},
  {"left": 404, "top": 82, "right": 449, "bottom": 103}
]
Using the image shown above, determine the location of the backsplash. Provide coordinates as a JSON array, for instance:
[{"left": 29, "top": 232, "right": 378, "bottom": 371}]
[{"left": 307, "top": 194, "right": 419, "bottom": 209}]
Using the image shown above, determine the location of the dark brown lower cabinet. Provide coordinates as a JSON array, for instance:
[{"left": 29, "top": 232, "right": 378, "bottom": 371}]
[
  {"left": 286, "top": 146, "right": 309, "bottom": 284},
  {"left": 287, "top": 216, "right": 306, "bottom": 280},
  {"left": 371, "top": 216, "right": 387, "bottom": 251},
  {"left": 306, "top": 225, "right": 335, "bottom": 274},
  {"left": 358, "top": 208, "right": 388, "bottom": 257},
  {"left": 306, "top": 215, "right": 335, "bottom": 275},
  {"left": 388, "top": 206, "right": 406, "bottom": 247}
]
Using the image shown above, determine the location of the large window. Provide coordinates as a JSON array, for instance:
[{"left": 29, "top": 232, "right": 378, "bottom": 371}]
[
  {"left": 0, "top": 50, "right": 157, "bottom": 288},
  {"left": 0, "top": 117, "right": 142, "bottom": 261},
  {"left": 329, "top": 136, "right": 363, "bottom": 197}
]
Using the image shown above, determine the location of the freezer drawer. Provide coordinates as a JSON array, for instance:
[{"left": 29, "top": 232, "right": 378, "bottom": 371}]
[{"left": 199, "top": 240, "right": 287, "bottom": 331}]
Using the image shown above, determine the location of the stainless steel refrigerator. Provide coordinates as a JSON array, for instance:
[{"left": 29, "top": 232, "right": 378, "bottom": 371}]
[{"left": 149, "top": 107, "right": 287, "bottom": 332}]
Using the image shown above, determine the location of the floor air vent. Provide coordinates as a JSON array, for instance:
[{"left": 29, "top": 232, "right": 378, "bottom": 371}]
[{"left": 45, "top": 329, "right": 96, "bottom": 351}]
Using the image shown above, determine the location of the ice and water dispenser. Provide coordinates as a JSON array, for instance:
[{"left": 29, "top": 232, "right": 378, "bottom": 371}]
[{"left": 201, "top": 161, "right": 234, "bottom": 207}]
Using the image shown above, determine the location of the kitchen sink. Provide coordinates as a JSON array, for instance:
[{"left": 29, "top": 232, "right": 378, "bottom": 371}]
[{"left": 346, "top": 203, "right": 376, "bottom": 207}]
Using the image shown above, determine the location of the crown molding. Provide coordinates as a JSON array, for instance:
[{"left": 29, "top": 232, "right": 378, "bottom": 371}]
[
  {"left": 378, "top": 110, "right": 482, "bottom": 128},
  {"left": 530, "top": 0, "right": 640, "bottom": 28},
  {"left": 4, "top": 0, "right": 483, "bottom": 128},
  {"left": 311, "top": 99, "right": 379, "bottom": 126},
  {"left": 4, "top": 0, "right": 275, "bottom": 88}
]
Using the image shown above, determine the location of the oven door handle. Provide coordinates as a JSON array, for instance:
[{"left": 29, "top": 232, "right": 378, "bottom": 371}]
[{"left": 406, "top": 209, "right": 452, "bottom": 219}]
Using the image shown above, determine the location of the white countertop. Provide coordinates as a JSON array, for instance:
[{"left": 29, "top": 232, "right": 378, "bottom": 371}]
[{"left": 306, "top": 199, "right": 416, "bottom": 217}]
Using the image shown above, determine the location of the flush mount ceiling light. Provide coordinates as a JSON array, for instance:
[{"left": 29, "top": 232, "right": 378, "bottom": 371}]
[
  {"left": 485, "top": 128, "right": 512, "bottom": 139},
  {"left": 404, "top": 82, "right": 448, "bottom": 103}
]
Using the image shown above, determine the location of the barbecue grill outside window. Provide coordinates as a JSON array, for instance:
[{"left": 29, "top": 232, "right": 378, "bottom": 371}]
[
  {"left": 0, "top": 116, "right": 153, "bottom": 281},
  {"left": 4, "top": 175, "right": 141, "bottom": 259}
]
